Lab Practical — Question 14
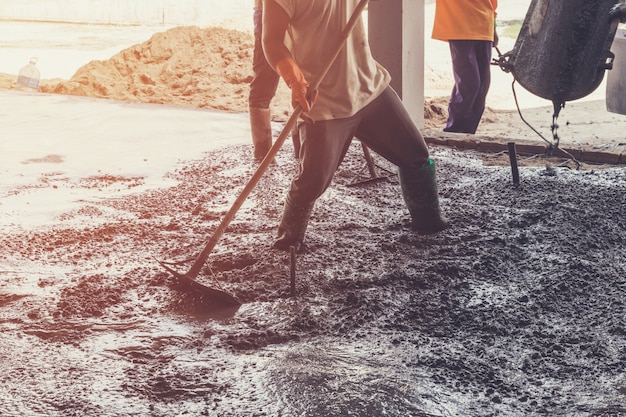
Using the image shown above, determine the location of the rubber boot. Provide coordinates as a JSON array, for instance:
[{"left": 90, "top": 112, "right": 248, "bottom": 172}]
[
  {"left": 250, "top": 106, "right": 272, "bottom": 162},
  {"left": 273, "top": 194, "right": 314, "bottom": 252},
  {"left": 399, "top": 158, "right": 450, "bottom": 235}
]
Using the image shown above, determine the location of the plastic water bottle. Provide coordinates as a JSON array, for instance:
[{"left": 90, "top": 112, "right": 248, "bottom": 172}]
[{"left": 16, "top": 57, "right": 41, "bottom": 90}]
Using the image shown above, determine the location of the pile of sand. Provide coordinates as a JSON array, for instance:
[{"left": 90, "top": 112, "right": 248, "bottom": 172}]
[
  {"left": 2, "top": 25, "right": 447, "bottom": 128},
  {"left": 38, "top": 26, "right": 295, "bottom": 120}
]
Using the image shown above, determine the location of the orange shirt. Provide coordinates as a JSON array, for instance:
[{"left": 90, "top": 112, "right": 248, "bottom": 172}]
[{"left": 432, "top": 0, "right": 498, "bottom": 42}]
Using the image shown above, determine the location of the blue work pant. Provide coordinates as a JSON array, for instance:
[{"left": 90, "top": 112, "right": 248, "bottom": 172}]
[{"left": 444, "top": 40, "right": 493, "bottom": 134}]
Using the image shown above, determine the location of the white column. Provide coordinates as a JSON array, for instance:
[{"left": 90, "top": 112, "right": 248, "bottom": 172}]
[{"left": 368, "top": 0, "right": 425, "bottom": 128}]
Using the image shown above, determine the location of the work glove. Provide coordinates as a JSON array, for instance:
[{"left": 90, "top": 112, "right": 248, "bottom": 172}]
[
  {"left": 609, "top": 3, "right": 626, "bottom": 23},
  {"left": 276, "top": 57, "right": 318, "bottom": 112}
]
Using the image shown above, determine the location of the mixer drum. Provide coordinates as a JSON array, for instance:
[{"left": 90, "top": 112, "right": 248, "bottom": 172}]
[{"left": 506, "top": 0, "right": 621, "bottom": 104}]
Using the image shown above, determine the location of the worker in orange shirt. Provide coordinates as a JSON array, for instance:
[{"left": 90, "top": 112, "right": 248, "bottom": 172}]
[{"left": 432, "top": 0, "right": 498, "bottom": 134}]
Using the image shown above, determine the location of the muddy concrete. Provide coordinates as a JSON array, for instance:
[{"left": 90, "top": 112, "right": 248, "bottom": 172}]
[{"left": 1, "top": 140, "right": 625, "bottom": 416}]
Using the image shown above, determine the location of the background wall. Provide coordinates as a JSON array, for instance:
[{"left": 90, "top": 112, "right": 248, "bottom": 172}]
[{"left": 0, "top": 0, "right": 250, "bottom": 26}]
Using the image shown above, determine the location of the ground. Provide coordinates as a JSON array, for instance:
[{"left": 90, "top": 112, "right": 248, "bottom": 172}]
[
  {"left": 2, "top": 140, "right": 625, "bottom": 416},
  {"left": 1, "top": 21, "right": 626, "bottom": 417}
]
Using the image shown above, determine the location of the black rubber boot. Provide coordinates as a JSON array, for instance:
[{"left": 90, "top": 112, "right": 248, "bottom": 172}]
[
  {"left": 399, "top": 158, "right": 450, "bottom": 235},
  {"left": 250, "top": 106, "right": 272, "bottom": 162},
  {"left": 273, "top": 195, "right": 314, "bottom": 253}
]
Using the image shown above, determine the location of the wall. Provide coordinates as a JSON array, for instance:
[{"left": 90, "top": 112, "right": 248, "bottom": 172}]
[{"left": 0, "top": 0, "right": 250, "bottom": 26}]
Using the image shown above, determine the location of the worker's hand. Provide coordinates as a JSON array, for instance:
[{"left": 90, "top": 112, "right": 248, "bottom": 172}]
[
  {"left": 276, "top": 57, "right": 317, "bottom": 112},
  {"left": 609, "top": 3, "right": 626, "bottom": 23},
  {"left": 493, "top": 28, "right": 499, "bottom": 48}
]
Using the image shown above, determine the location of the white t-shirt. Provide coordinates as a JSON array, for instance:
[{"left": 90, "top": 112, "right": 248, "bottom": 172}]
[{"left": 272, "top": 0, "right": 391, "bottom": 121}]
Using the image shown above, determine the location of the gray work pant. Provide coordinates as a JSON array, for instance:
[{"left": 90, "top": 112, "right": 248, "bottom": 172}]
[{"left": 289, "top": 86, "right": 430, "bottom": 204}]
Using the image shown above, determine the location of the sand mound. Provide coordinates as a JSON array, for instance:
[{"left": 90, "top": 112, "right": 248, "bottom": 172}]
[
  {"left": 36, "top": 25, "right": 453, "bottom": 127},
  {"left": 424, "top": 96, "right": 449, "bottom": 128},
  {"left": 39, "top": 26, "right": 294, "bottom": 118}
]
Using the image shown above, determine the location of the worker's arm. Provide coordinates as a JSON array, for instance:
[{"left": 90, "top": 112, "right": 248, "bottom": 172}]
[{"left": 262, "top": 0, "right": 314, "bottom": 111}]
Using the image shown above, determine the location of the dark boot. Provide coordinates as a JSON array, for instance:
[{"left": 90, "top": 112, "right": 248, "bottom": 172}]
[
  {"left": 399, "top": 158, "right": 450, "bottom": 235},
  {"left": 250, "top": 106, "right": 272, "bottom": 162},
  {"left": 273, "top": 195, "right": 314, "bottom": 252}
]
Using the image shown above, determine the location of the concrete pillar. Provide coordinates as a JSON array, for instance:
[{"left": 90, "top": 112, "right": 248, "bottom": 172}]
[{"left": 368, "top": 0, "right": 425, "bottom": 128}]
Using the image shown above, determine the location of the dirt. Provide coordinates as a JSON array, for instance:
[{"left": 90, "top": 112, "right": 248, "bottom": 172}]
[{"left": 1, "top": 24, "right": 626, "bottom": 417}]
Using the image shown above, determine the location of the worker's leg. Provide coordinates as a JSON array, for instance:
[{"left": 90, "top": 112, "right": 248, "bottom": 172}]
[
  {"left": 355, "top": 87, "right": 449, "bottom": 234},
  {"left": 444, "top": 40, "right": 483, "bottom": 134},
  {"left": 467, "top": 40, "right": 493, "bottom": 133},
  {"left": 274, "top": 117, "right": 358, "bottom": 251},
  {"left": 249, "top": 9, "right": 280, "bottom": 161}
]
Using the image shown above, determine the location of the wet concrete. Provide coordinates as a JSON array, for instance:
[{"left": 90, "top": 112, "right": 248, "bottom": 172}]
[{"left": 1, "top": 138, "right": 625, "bottom": 416}]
